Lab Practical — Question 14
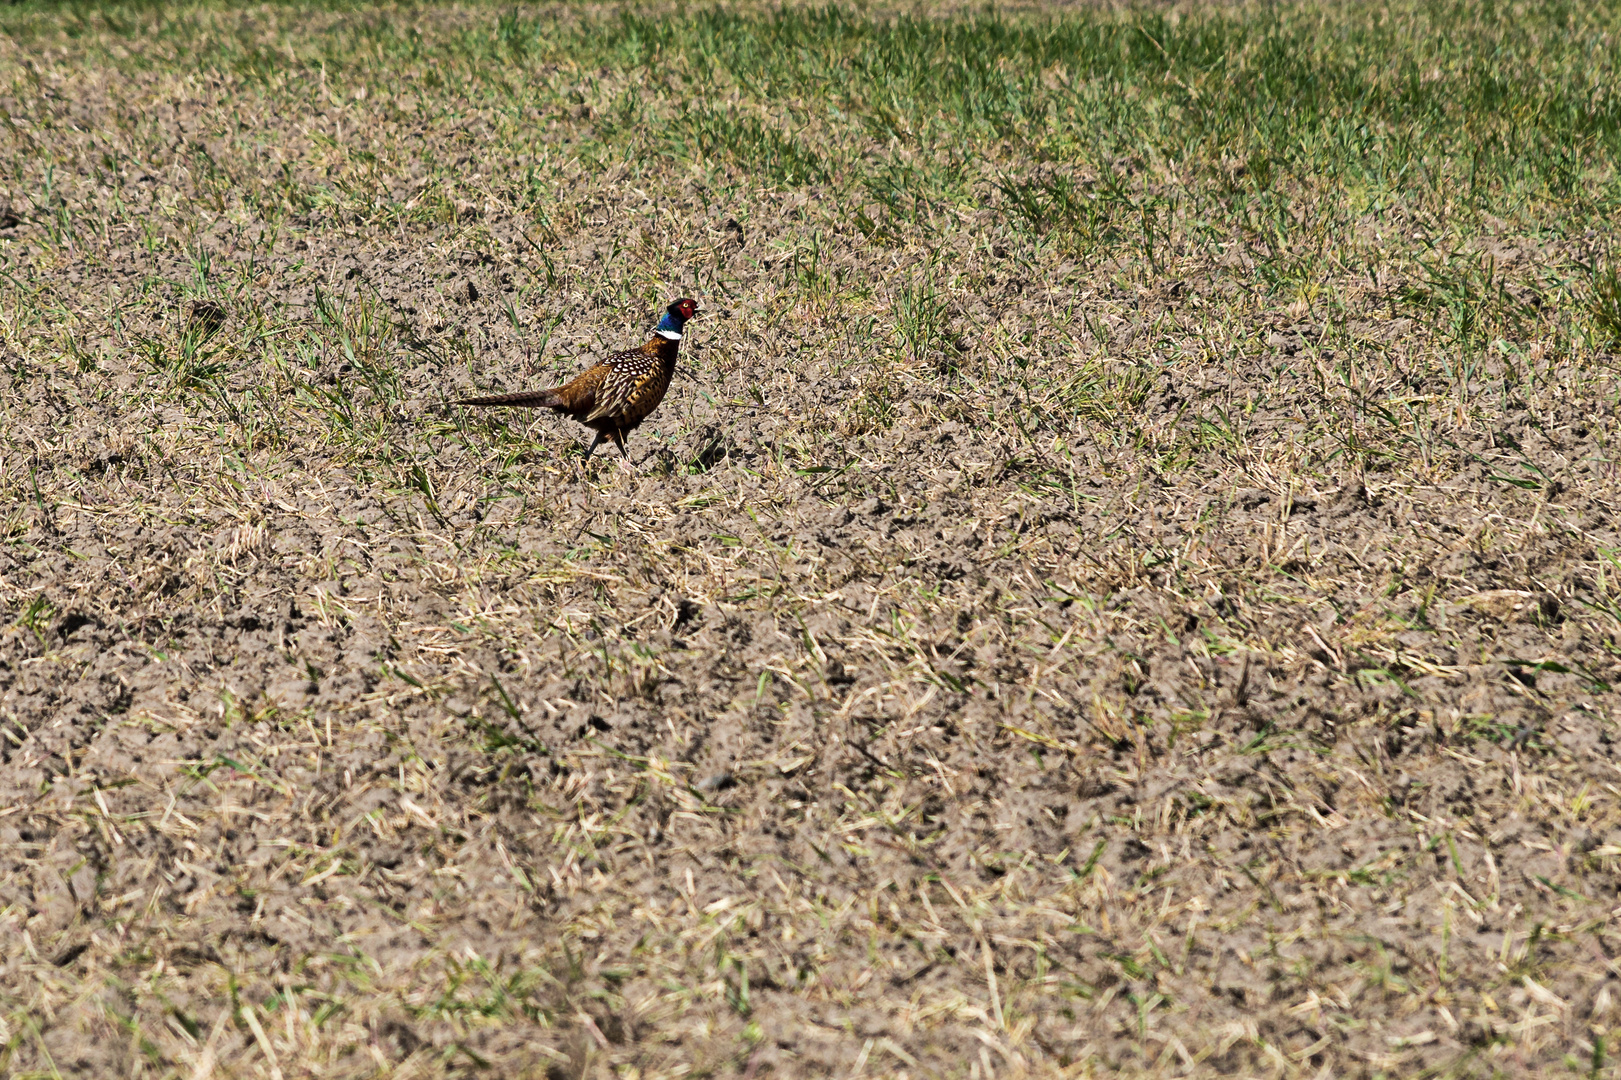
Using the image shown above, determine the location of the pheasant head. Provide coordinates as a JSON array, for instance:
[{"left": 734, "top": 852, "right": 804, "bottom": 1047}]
[{"left": 654, "top": 297, "right": 699, "bottom": 340}]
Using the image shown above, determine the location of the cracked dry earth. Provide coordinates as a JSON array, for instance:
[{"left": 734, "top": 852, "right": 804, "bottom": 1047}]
[{"left": 3, "top": 7, "right": 1621, "bottom": 1080}]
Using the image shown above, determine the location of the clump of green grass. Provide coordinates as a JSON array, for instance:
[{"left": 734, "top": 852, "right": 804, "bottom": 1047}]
[{"left": 1589, "top": 261, "right": 1621, "bottom": 349}]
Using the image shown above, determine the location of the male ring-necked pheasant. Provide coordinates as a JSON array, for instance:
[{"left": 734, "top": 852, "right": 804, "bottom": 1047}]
[{"left": 457, "top": 297, "right": 698, "bottom": 462}]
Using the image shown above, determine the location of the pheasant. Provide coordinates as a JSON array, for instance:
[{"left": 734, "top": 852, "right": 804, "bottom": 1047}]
[{"left": 457, "top": 298, "right": 698, "bottom": 462}]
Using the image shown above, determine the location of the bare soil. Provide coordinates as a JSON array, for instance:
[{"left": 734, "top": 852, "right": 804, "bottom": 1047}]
[{"left": 2, "top": 5, "right": 1620, "bottom": 1079}]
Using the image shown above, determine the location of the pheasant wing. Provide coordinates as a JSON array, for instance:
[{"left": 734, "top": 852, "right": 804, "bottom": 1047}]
[{"left": 585, "top": 348, "right": 660, "bottom": 424}]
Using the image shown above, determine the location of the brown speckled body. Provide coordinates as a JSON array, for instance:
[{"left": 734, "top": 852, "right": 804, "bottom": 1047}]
[{"left": 457, "top": 328, "right": 683, "bottom": 457}]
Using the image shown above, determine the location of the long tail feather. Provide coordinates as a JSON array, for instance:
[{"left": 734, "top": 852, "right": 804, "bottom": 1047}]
[{"left": 456, "top": 389, "right": 560, "bottom": 408}]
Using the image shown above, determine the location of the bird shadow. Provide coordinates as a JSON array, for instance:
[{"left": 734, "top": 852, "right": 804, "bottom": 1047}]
[{"left": 685, "top": 427, "right": 739, "bottom": 473}]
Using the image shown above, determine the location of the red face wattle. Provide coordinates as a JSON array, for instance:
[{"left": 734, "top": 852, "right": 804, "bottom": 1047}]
[{"left": 677, "top": 299, "right": 697, "bottom": 318}]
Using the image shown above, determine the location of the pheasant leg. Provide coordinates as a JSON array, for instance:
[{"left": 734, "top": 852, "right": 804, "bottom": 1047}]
[{"left": 610, "top": 431, "right": 637, "bottom": 472}]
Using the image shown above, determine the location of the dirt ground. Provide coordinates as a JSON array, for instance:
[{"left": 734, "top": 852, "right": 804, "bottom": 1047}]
[{"left": 2, "top": 3, "right": 1621, "bottom": 1078}]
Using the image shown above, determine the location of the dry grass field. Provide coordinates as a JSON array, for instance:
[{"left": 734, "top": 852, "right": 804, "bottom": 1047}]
[{"left": 3, "top": 1, "right": 1621, "bottom": 1076}]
